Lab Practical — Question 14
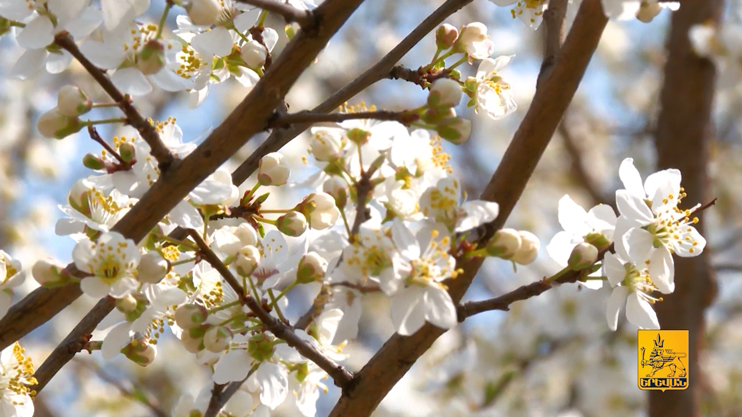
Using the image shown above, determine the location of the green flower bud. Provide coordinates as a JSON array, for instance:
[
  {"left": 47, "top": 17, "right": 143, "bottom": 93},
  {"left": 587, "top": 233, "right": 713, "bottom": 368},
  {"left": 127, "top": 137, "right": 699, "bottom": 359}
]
[
  {"left": 427, "top": 78, "right": 463, "bottom": 109},
  {"left": 37, "top": 108, "right": 83, "bottom": 139},
  {"left": 437, "top": 116, "right": 472, "bottom": 144},
  {"left": 567, "top": 242, "right": 599, "bottom": 271},
  {"left": 32, "top": 259, "right": 73, "bottom": 287},
  {"left": 584, "top": 232, "right": 611, "bottom": 252},
  {"left": 119, "top": 142, "right": 136, "bottom": 163},
  {"left": 248, "top": 333, "right": 275, "bottom": 362},
  {"left": 57, "top": 85, "right": 92, "bottom": 117},
  {"left": 296, "top": 252, "right": 328, "bottom": 284},
  {"left": 235, "top": 245, "right": 260, "bottom": 277},
  {"left": 435, "top": 23, "right": 458, "bottom": 50},
  {"left": 203, "top": 325, "right": 233, "bottom": 352},
  {"left": 121, "top": 339, "right": 156, "bottom": 367},
  {"left": 174, "top": 304, "right": 208, "bottom": 329},
  {"left": 511, "top": 231, "right": 540, "bottom": 265},
  {"left": 276, "top": 211, "right": 308, "bottom": 237},
  {"left": 82, "top": 153, "right": 106, "bottom": 170}
]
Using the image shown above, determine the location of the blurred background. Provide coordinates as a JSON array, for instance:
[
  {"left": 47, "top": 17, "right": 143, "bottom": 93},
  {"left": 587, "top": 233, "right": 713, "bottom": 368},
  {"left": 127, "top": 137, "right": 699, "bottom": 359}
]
[{"left": 0, "top": 0, "right": 740, "bottom": 416}]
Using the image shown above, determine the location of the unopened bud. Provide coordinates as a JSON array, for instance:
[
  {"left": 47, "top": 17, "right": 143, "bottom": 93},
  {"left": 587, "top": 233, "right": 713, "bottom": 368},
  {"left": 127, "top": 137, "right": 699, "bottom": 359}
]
[
  {"left": 568, "top": 242, "right": 599, "bottom": 271},
  {"left": 234, "top": 223, "right": 258, "bottom": 247},
  {"left": 436, "top": 23, "right": 459, "bottom": 49},
  {"left": 247, "top": 333, "right": 275, "bottom": 362},
  {"left": 421, "top": 106, "right": 456, "bottom": 125},
  {"left": 187, "top": 0, "right": 220, "bottom": 26},
  {"left": 240, "top": 39, "right": 267, "bottom": 68},
  {"left": 437, "top": 116, "right": 472, "bottom": 144},
  {"left": 584, "top": 232, "right": 611, "bottom": 252},
  {"left": 37, "top": 108, "right": 83, "bottom": 139},
  {"left": 32, "top": 259, "right": 73, "bottom": 287},
  {"left": 137, "top": 251, "right": 169, "bottom": 283},
  {"left": 83, "top": 153, "right": 106, "bottom": 170},
  {"left": 203, "top": 326, "right": 233, "bottom": 352},
  {"left": 311, "top": 128, "right": 344, "bottom": 161},
  {"left": 323, "top": 176, "right": 348, "bottom": 208},
  {"left": 511, "top": 231, "right": 540, "bottom": 265},
  {"left": 637, "top": 1, "right": 662, "bottom": 23},
  {"left": 258, "top": 152, "right": 290, "bottom": 186},
  {"left": 427, "top": 78, "right": 463, "bottom": 109},
  {"left": 119, "top": 142, "right": 136, "bottom": 163},
  {"left": 174, "top": 304, "right": 208, "bottom": 329},
  {"left": 121, "top": 340, "right": 156, "bottom": 367},
  {"left": 297, "top": 192, "right": 340, "bottom": 230},
  {"left": 57, "top": 85, "right": 92, "bottom": 116},
  {"left": 296, "top": 252, "right": 328, "bottom": 284},
  {"left": 235, "top": 245, "right": 260, "bottom": 277},
  {"left": 486, "top": 228, "right": 522, "bottom": 259},
  {"left": 276, "top": 211, "right": 308, "bottom": 237},
  {"left": 181, "top": 327, "right": 205, "bottom": 353},
  {"left": 116, "top": 294, "right": 138, "bottom": 313},
  {"left": 136, "top": 40, "right": 165, "bottom": 75}
]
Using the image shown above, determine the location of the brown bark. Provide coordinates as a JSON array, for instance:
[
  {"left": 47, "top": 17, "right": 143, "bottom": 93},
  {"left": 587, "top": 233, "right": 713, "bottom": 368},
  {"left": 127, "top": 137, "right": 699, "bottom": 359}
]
[{"left": 650, "top": 0, "right": 722, "bottom": 415}]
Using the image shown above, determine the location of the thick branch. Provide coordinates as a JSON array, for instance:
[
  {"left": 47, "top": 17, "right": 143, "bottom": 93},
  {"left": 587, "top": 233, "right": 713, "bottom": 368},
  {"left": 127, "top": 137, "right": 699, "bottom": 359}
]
[
  {"left": 230, "top": 0, "right": 475, "bottom": 185},
  {"left": 236, "top": 0, "right": 315, "bottom": 30},
  {"left": 54, "top": 34, "right": 174, "bottom": 170},
  {"left": 329, "top": 1, "right": 608, "bottom": 416},
  {"left": 539, "top": 0, "right": 569, "bottom": 83},
  {"left": 3, "top": 0, "right": 365, "bottom": 388},
  {"left": 188, "top": 230, "right": 353, "bottom": 388}
]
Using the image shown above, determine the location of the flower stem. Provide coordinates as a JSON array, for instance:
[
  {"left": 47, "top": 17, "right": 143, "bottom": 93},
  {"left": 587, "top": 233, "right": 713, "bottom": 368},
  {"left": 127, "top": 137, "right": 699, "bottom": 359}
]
[
  {"left": 257, "top": 10, "right": 269, "bottom": 27},
  {"left": 155, "top": 2, "right": 174, "bottom": 40},
  {"left": 85, "top": 117, "right": 128, "bottom": 126},
  {"left": 170, "top": 257, "right": 197, "bottom": 266},
  {"left": 447, "top": 55, "right": 469, "bottom": 70},
  {"left": 267, "top": 289, "right": 287, "bottom": 322},
  {"left": 161, "top": 235, "right": 198, "bottom": 252},
  {"left": 423, "top": 50, "right": 456, "bottom": 72},
  {"left": 91, "top": 102, "right": 121, "bottom": 108},
  {"left": 255, "top": 216, "right": 277, "bottom": 226},
  {"left": 545, "top": 266, "right": 571, "bottom": 284},
  {"left": 208, "top": 300, "right": 241, "bottom": 314}
]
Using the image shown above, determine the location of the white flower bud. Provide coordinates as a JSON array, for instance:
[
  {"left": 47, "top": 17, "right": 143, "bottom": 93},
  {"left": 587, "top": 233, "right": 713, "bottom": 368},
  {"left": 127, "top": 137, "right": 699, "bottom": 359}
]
[
  {"left": 241, "top": 39, "right": 267, "bottom": 68},
  {"left": 175, "top": 304, "right": 208, "bottom": 329},
  {"left": 187, "top": 0, "right": 220, "bottom": 26},
  {"left": 37, "top": 108, "right": 82, "bottom": 139},
  {"left": 116, "top": 294, "right": 139, "bottom": 313},
  {"left": 235, "top": 245, "right": 260, "bottom": 277},
  {"left": 568, "top": 242, "right": 599, "bottom": 271},
  {"left": 203, "top": 326, "right": 233, "bottom": 352},
  {"left": 298, "top": 192, "right": 340, "bottom": 230},
  {"left": 57, "top": 85, "right": 92, "bottom": 116},
  {"left": 436, "top": 23, "right": 458, "bottom": 49},
  {"left": 458, "top": 22, "right": 488, "bottom": 46},
  {"left": 486, "top": 228, "right": 522, "bottom": 259},
  {"left": 296, "top": 252, "right": 328, "bottom": 284},
  {"left": 258, "top": 152, "right": 290, "bottom": 186},
  {"left": 511, "top": 231, "right": 540, "bottom": 265},
  {"left": 137, "top": 251, "right": 169, "bottom": 284},
  {"left": 437, "top": 116, "right": 472, "bottom": 144},
  {"left": 276, "top": 211, "right": 308, "bottom": 237},
  {"left": 456, "top": 22, "right": 493, "bottom": 59},
  {"left": 32, "top": 259, "right": 71, "bottom": 287},
  {"left": 122, "top": 340, "right": 156, "bottom": 367},
  {"left": 323, "top": 176, "right": 348, "bottom": 208},
  {"left": 181, "top": 327, "right": 205, "bottom": 353},
  {"left": 310, "top": 128, "right": 344, "bottom": 161},
  {"left": 428, "top": 78, "right": 463, "bottom": 109},
  {"left": 234, "top": 223, "right": 258, "bottom": 247},
  {"left": 637, "top": 1, "right": 662, "bottom": 23}
]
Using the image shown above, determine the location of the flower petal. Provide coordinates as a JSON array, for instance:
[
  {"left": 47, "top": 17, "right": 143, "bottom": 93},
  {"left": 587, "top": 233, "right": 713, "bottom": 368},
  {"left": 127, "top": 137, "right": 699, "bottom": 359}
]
[
  {"left": 81, "top": 277, "right": 111, "bottom": 299},
  {"left": 615, "top": 190, "right": 654, "bottom": 224},
  {"left": 606, "top": 286, "right": 628, "bottom": 331},
  {"left": 649, "top": 246, "right": 675, "bottom": 294},
  {"left": 626, "top": 292, "right": 660, "bottom": 329},
  {"left": 618, "top": 158, "right": 646, "bottom": 198},
  {"left": 603, "top": 252, "right": 627, "bottom": 287},
  {"left": 256, "top": 362, "right": 288, "bottom": 410},
  {"left": 423, "top": 286, "right": 457, "bottom": 330},
  {"left": 557, "top": 195, "right": 589, "bottom": 236},
  {"left": 622, "top": 227, "right": 654, "bottom": 264},
  {"left": 391, "top": 286, "right": 426, "bottom": 336}
]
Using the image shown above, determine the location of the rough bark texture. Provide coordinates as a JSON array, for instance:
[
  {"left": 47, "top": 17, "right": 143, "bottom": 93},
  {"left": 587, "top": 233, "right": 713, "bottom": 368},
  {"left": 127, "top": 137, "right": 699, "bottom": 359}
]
[{"left": 650, "top": 0, "right": 722, "bottom": 415}]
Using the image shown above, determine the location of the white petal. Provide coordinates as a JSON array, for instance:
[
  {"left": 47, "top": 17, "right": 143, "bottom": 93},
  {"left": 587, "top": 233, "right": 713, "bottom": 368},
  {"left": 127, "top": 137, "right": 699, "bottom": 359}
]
[
  {"left": 649, "top": 247, "right": 675, "bottom": 294},
  {"left": 423, "top": 286, "right": 457, "bottom": 330},
  {"left": 191, "top": 27, "right": 233, "bottom": 58},
  {"left": 455, "top": 200, "right": 499, "bottom": 232},
  {"left": 170, "top": 200, "right": 205, "bottom": 231},
  {"left": 391, "top": 219, "right": 420, "bottom": 260},
  {"left": 111, "top": 67, "right": 153, "bottom": 96},
  {"left": 618, "top": 158, "right": 646, "bottom": 198},
  {"left": 603, "top": 252, "right": 627, "bottom": 287},
  {"left": 45, "top": 51, "right": 73, "bottom": 74},
  {"left": 17, "top": 16, "right": 54, "bottom": 49},
  {"left": 66, "top": 7, "right": 103, "bottom": 39},
  {"left": 645, "top": 169, "right": 681, "bottom": 207},
  {"left": 606, "top": 286, "right": 628, "bottom": 331},
  {"left": 391, "top": 287, "right": 427, "bottom": 336},
  {"left": 102, "top": 322, "right": 132, "bottom": 359},
  {"left": 150, "top": 68, "right": 194, "bottom": 92},
  {"left": 615, "top": 190, "right": 654, "bottom": 224},
  {"left": 81, "top": 277, "right": 111, "bottom": 299},
  {"left": 11, "top": 48, "right": 47, "bottom": 80},
  {"left": 256, "top": 362, "right": 288, "bottom": 410},
  {"left": 622, "top": 227, "right": 655, "bottom": 264},
  {"left": 48, "top": 0, "right": 88, "bottom": 26},
  {"left": 72, "top": 239, "right": 95, "bottom": 271},
  {"left": 557, "top": 195, "right": 590, "bottom": 236},
  {"left": 101, "top": 0, "right": 136, "bottom": 31},
  {"left": 79, "top": 40, "right": 125, "bottom": 69},
  {"left": 262, "top": 28, "right": 279, "bottom": 51},
  {"left": 626, "top": 292, "right": 660, "bottom": 329},
  {"left": 109, "top": 277, "right": 138, "bottom": 298},
  {"left": 586, "top": 204, "right": 617, "bottom": 238},
  {"left": 674, "top": 226, "right": 706, "bottom": 258},
  {"left": 213, "top": 350, "right": 251, "bottom": 384},
  {"left": 546, "top": 231, "right": 580, "bottom": 267}
]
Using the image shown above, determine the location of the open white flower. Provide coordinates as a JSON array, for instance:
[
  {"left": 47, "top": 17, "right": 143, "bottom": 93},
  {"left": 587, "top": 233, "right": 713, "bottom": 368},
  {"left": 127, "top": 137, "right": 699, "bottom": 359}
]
[
  {"left": 603, "top": 252, "right": 660, "bottom": 330},
  {"left": 419, "top": 176, "right": 499, "bottom": 232},
  {"left": 0, "top": 343, "right": 36, "bottom": 417},
  {"left": 73, "top": 231, "right": 141, "bottom": 299},
  {"left": 489, "top": 0, "right": 549, "bottom": 29},
  {"left": 601, "top": 0, "right": 679, "bottom": 22},
  {"left": 471, "top": 56, "right": 517, "bottom": 120},
  {"left": 0, "top": 251, "right": 23, "bottom": 320},
  {"left": 614, "top": 158, "right": 706, "bottom": 293}
]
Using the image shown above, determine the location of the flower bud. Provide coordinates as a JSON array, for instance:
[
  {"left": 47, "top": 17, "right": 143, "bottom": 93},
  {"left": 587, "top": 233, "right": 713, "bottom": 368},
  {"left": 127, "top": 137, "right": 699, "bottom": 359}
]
[
  {"left": 68, "top": 178, "right": 91, "bottom": 210},
  {"left": 37, "top": 108, "right": 83, "bottom": 139},
  {"left": 32, "top": 259, "right": 73, "bottom": 287},
  {"left": 119, "top": 142, "right": 136, "bottom": 163},
  {"left": 567, "top": 242, "right": 599, "bottom": 271},
  {"left": 276, "top": 211, "right": 308, "bottom": 237},
  {"left": 137, "top": 40, "right": 165, "bottom": 75},
  {"left": 180, "top": 327, "right": 205, "bottom": 353},
  {"left": 0, "top": 17, "right": 10, "bottom": 37},
  {"left": 427, "top": 78, "right": 463, "bottom": 109},
  {"left": 421, "top": 106, "right": 456, "bottom": 125},
  {"left": 82, "top": 153, "right": 106, "bottom": 170},
  {"left": 187, "top": 0, "right": 220, "bottom": 26},
  {"left": 137, "top": 251, "right": 169, "bottom": 284},
  {"left": 323, "top": 176, "right": 348, "bottom": 208},
  {"left": 57, "top": 85, "right": 92, "bottom": 116},
  {"left": 240, "top": 39, "right": 267, "bottom": 68},
  {"left": 486, "top": 228, "right": 522, "bottom": 259},
  {"left": 458, "top": 23, "right": 488, "bottom": 46},
  {"left": 584, "top": 232, "right": 611, "bottom": 252},
  {"left": 234, "top": 223, "right": 258, "bottom": 247},
  {"left": 174, "top": 304, "right": 208, "bottom": 329},
  {"left": 116, "top": 294, "right": 138, "bottom": 313},
  {"left": 637, "top": 1, "right": 662, "bottom": 23},
  {"left": 258, "top": 152, "right": 290, "bottom": 186},
  {"left": 436, "top": 23, "right": 458, "bottom": 49},
  {"left": 247, "top": 333, "right": 275, "bottom": 362},
  {"left": 296, "top": 252, "right": 328, "bottom": 284},
  {"left": 311, "top": 128, "right": 344, "bottom": 161},
  {"left": 511, "top": 231, "right": 539, "bottom": 265},
  {"left": 437, "top": 116, "right": 472, "bottom": 144},
  {"left": 235, "top": 245, "right": 260, "bottom": 277},
  {"left": 121, "top": 339, "right": 156, "bottom": 367},
  {"left": 203, "top": 326, "right": 233, "bottom": 352},
  {"left": 297, "top": 192, "right": 340, "bottom": 230}
]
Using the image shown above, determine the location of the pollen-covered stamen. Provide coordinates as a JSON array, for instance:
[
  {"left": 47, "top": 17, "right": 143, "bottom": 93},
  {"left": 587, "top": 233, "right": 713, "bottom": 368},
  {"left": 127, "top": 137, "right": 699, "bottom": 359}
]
[
  {"left": 407, "top": 231, "right": 458, "bottom": 287},
  {"left": 0, "top": 343, "right": 38, "bottom": 401},
  {"left": 622, "top": 266, "right": 662, "bottom": 305},
  {"left": 87, "top": 188, "right": 122, "bottom": 225}
]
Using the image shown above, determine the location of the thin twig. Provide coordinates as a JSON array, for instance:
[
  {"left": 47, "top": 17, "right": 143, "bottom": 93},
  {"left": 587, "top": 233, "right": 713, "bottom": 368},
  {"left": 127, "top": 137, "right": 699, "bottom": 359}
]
[
  {"left": 203, "top": 366, "right": 257, "bottom": 417},
  {"left": 236, "top": 0, "right": 316, "bottom": 31},
  {"left": 269, "top": 110, "right": 416, "bottom": 129},
  {"left": 54, "top": 33, "right": 175, "bottom": 171},
  {"left": 187, "top": 230, "right": 354, "bottom": 388},
  {"left": 329, "top": 281, "right": 381, "bottom": 293}
]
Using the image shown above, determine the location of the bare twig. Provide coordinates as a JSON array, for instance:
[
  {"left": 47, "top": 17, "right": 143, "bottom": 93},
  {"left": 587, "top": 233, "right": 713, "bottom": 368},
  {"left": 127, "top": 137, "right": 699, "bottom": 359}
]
[
  {"left": 54, "top": 33, "right": 174, "bottom": 171},
  {"left": 269, "top": 110, "right": 417, "bottom": 128},
  {"left": 237, "top": 0, "right": 316, "bottom": 31},
  {"left": 187, "top": 230, "right": 354, "bottom": 388},
  {"left": 203, "top": 366, "right": 257, "bottom": 417},
  {"left": 329, "top": 281, "right": 381, "bottom": 293}
]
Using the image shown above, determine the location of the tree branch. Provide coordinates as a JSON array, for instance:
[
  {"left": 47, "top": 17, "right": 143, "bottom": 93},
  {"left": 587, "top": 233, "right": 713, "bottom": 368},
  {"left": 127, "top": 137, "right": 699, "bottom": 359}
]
[
  {"left": 236, "top": 0, "right": 316, "bottom": 31},
  {"left": 269, "top": 110, "right": 416, "bottom": 128},
  {"left": 54, "top": 33, "right": 175, "bottom": 171},
  {"left": 539, "top": 0, "right": 569, "bottom": 84},
  {"left": 203, "top": 366, "right": 257, "bottom": 417},
  {"left": 328, "top": 1, "right": 608, "bottom": 415},
  {"left": 187, "top": 230, "right": 354, "bottom": 388}
]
